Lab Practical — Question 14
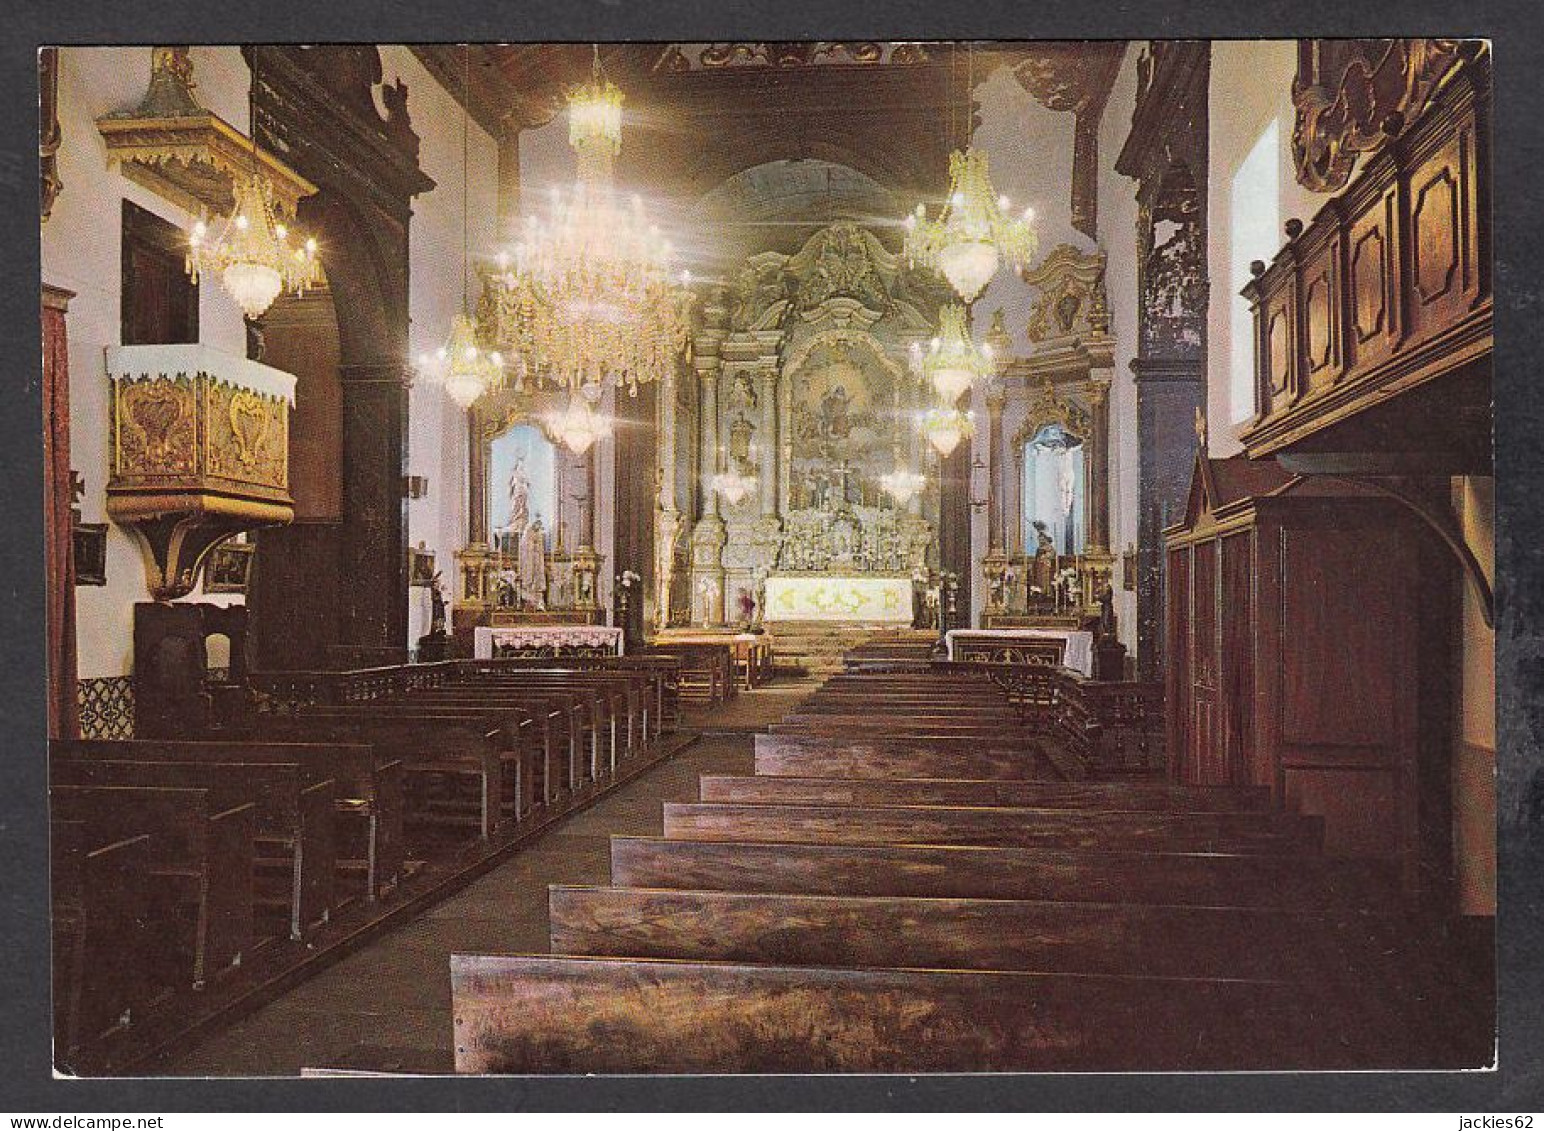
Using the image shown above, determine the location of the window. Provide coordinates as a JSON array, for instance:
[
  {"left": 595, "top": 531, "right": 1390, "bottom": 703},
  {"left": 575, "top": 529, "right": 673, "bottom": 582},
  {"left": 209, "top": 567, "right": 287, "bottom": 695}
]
[
  {"left": 121, "top": 199, "right": 198, "bottom": 345},
  {"left": 1228, "top": 118, "right": 1280, "bottom": 424}
]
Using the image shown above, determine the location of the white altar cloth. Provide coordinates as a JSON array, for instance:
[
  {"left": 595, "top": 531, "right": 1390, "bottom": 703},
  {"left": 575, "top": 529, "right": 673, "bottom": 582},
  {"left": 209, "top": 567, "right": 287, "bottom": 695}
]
[
  {"left": 764, "top": 575, "right": 912, "bottom": 623},
  {"left": 474, "top": 625, "right": 623, "bottom": 659},
  {"left": 945, "top": 628, "right": 1095, "bottom": 676}
]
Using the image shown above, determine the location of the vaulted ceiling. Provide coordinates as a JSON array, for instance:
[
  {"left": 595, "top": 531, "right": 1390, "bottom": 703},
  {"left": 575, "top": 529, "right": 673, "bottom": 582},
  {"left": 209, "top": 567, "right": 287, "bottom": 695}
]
[{"left": 412, "top": 41, "right": 1127, "bottom": 209}]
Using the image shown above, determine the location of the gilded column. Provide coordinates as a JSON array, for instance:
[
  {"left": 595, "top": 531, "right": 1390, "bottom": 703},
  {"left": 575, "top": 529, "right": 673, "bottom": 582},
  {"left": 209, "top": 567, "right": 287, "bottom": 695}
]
[
  {"left": 757, "top": 364, "right": 778, "bottom": 517},
  {"left": 981, "top": 385, "right": 1010, "bottom": 619},
  {"left": 1087, "top": 375, "right": 1113, "bottom": 553}
]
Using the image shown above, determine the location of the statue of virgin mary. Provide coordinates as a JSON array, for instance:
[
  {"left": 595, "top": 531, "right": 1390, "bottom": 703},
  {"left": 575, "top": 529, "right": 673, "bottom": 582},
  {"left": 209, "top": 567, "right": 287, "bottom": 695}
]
[{"left": 518, "top": 518, "right": 548, "bottom": 610}]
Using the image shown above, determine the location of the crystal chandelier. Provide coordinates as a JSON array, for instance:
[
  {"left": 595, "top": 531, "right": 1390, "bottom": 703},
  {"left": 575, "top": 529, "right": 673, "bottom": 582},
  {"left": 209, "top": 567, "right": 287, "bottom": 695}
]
[
  {"left": 482, "top": 47, "right": 692, "bottom": 398},
  {"left": 880, "top": 466, "right": 926, "bottom": 506},
  {"left": 916, "top": 303, "right": 996, "bottom": 404},
  {"left": 187, "top": 172, "right": 320, "bottom": 319},
  {"left": 418, "top": 45, "right": 506, "bottom": 409},
  {"left": 418, "top": 313, "right": 504, "bottom": 410},
  {"left": 185, "top": 50, "right": 319, "bottom": 320},
  {"left": 903, "top": 147, "right": 1037, "bottom": 303},
  {"left": 920, "top": 405, "right": 975, "bottom": 458},
  {"left": 545, "top": 390, "right": 611, "bottom": 456}
]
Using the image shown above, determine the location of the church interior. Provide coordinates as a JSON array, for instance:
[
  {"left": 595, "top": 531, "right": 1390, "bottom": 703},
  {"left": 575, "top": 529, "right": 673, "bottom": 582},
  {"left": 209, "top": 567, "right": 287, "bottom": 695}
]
[{"left": 37, "top": 39, "right": 1495, "bottom": 1075}]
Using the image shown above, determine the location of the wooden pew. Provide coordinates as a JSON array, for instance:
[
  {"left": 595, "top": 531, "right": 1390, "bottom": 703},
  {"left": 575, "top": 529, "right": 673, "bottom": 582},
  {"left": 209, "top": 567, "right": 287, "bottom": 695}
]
[
  {"left": 60, "top": 738, "right": 404, "bottom": 903},
  {"left": 608, "top": 836, "right": 1405, "bottom": 911},
  {"left": 272, "top": 709, "right": 508, "bottom": 841},
  {"left": 51, "top": 756, "right": 335, "bottom": 940},
  {"left": 460, "top": 667, "right": 660, "bottom": 747},
  {"left": 698, "top": 774, "right": 1272, "bottom": 812},
  {"left": 753, "top": 733, "right": 1051, "bottom": 781},
  {"left": 472, "top": 655, "right": 682, "bottom": 733},
  {"left": 546, "top": 885, "right": 1408, "bottom": 983},
  {"left": 393, "top": 689, "right": 591, "bottom": 797},
  {"left": 50, "top": 785, "right": 256, "bottom": 986},
  {"left": 661, "top": 801, "right": 1323, "bottom": 855},
  {"left": 450, "top": 953, "right": 1406, "bottom": 1072},
  {"left": 51, "top": 824, "right": 160, "bottom": 1063},
  {"left": 648, "top": 642, "right": 734, "bottom": 706}
]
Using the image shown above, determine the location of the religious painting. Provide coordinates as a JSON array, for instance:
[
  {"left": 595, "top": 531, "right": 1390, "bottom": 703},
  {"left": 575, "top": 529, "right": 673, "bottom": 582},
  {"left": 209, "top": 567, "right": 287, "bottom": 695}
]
[
  {"left": 407, "top": 543, "right": 436, "bottom": 587},
  {"left": 787, "top": 336, "right": 900, "bottom": 512},
  {"left": 202, "top": 540, "right": 253, "bottom": 594},
  {"left": 488, "top": 423, "right": 556, "bottom": 557},
  {"left": 71, "top": 521, "right": 106, "bottom": 586}
]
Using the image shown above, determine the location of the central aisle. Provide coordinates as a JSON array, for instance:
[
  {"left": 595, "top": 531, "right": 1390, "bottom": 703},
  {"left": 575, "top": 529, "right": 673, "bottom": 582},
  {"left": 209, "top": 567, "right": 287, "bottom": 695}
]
[{"left": 166, "top": 680, "right": 821, "bottom": 1077}]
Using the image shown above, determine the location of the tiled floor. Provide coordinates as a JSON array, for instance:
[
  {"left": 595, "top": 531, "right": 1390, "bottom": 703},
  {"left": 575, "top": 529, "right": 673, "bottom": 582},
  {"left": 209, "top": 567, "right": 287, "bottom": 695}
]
[{"left": 163, "top": 679, "right": 816, "bottom": 1077}]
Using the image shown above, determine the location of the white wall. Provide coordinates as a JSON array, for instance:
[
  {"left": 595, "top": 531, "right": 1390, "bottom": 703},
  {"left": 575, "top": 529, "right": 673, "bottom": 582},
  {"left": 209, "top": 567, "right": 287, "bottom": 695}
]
[
  {"left": 386, "top": 46, "right": 498, "bottom": 646},
  {"left": 1453, "top": 475, "right": 1496, "bottom": 915},
  {"left": 44, "top": 46, "right": 499, "bottom": 669},
  {"left": 1205, "top": 40, "right": 1326, "bottom": 456},
  {"left": 43, "top": 47, "right": 254, "bottom": 679},
  {"left": 1097, "top": 43, "right": 1141, "bottom": 654}
]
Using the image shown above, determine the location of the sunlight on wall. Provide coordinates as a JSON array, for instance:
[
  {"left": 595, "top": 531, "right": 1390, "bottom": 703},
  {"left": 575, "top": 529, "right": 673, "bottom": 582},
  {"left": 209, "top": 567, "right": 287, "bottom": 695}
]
[{"left": 1228, "top": 118, "right": 1279, "bottom": 424}]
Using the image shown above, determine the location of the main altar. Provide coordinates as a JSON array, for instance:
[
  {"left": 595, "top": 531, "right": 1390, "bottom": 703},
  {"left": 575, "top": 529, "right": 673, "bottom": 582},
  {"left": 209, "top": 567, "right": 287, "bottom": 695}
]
[
  {"left": 763, "top": 575, "right": 914, "bottom": 623},
  {"left": 655, "top": 221, "right": 948, "bottom": 628}
]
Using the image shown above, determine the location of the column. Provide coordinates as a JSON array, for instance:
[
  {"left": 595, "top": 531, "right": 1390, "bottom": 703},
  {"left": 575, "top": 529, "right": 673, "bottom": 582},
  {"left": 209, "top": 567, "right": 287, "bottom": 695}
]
[
  {"left": 757, "top": 364, "right": 779, "bottom": 517},
  {"left": 338, "top": 361, "right": 411, "bottom": 658},
  {"left": 986, "top": 387, "right": 1006, "bottom": 552},
  {"left": 699, "top": 365, "right": 721, "bottom": 519},
  {"left": 1086, "top": 375, "right": 1113, "bottom": 552},
  {"left": 495, "top": 118, "right": 521, "bottom": 246}
]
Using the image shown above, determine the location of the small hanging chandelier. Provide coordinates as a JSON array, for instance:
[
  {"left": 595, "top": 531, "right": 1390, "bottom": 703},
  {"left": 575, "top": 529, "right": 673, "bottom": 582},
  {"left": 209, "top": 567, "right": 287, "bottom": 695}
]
[
  {"left": 185, "top": 51, "right": 319, "bottom": 319},
  {"left": 920, "top": 405, "right": 975, "bottom": 458},
  {"left": 904, "top": 148, "right": 1037, "bottom": 303},
  {"left": 880, "top": 466, "right": 927, "bottom": 506},
  {"left": 418, "top": 313, "right": 504, "bottom": 410},
  {"left": 417, "top": 44, "right": 505, "bottom": 409},
  {"left": 567, "top": 46, "right": 624, "bottom": 173},
  {"left": 545, "top": 389, "right": 612, "bottom": 456},
  {"left": 917, "top": 303, "right": 996, "bottom": 404}
]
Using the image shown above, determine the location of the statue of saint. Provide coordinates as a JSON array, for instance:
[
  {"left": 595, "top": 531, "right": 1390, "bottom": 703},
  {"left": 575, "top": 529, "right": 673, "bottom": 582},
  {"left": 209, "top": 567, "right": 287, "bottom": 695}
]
[
  {"left": 506, "top": 455, "right": 530, "bottom": 536},
  {"left": 518, "top": 518, "right": 547, "bottom": 610}
]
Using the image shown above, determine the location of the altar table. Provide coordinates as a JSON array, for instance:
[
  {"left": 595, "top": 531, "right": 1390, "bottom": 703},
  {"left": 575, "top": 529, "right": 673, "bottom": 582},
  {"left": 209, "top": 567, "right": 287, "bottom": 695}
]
[
  {"left": 945, "top": 628, "right": 1095, "bottom": 676},
  {"left": 474, "top": 625, "right": 623, "bottom": 659},
  {"left": 763, "top": 575, "right": 913, "bottom": 624},
  {"left": 655, "top": 631, "right": 774, "bottom": 688}
]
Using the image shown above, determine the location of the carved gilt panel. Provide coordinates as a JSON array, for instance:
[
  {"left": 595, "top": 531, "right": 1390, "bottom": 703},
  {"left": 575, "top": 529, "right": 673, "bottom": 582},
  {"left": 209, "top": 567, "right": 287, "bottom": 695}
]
[{"left": 113, "top": 376, "right": 198, "bottom": 478}]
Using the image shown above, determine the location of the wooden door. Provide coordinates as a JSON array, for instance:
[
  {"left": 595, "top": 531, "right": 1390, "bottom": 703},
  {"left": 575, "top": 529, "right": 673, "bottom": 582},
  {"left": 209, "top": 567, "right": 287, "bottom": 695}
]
[{"left": 1189, "top": 540, "right": 1220, "bottom": 785}]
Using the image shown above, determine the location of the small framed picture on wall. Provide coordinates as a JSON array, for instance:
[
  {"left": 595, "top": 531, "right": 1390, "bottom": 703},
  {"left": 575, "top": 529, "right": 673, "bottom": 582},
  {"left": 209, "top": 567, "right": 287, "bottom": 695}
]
[
  {"left": 72, "top": 522, "right": 107, "bottom": 586},
  {"left": 203, "top": 540, "right": 254, "bottom": 594}
]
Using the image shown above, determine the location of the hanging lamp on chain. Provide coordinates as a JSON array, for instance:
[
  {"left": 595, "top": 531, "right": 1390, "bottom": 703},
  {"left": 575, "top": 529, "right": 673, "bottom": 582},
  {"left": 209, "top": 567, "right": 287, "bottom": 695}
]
[
  {"left": 185, "top": 48, "right": 320, "bottom": 319},
  {"left": 416, "top": 43, "right": 505, "bottom": 409}
]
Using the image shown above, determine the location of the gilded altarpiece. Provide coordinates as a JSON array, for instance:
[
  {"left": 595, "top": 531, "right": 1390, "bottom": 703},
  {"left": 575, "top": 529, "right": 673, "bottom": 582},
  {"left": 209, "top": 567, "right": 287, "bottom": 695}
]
[
  {"left": 660, "top": 222, "right": 945, "bottom": 627},
  {"left": 982, "top": 245, "right": 1116, "bottom": 626},
  {"left": 456, "top": 388, "right": 605, "bottom": 634}
]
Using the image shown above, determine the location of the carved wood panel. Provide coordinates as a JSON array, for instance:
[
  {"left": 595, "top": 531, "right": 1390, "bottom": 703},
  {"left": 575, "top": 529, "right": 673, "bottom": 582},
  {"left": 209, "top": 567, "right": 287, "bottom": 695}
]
[
  {"left": 1407, "top": 123, "right": 1478, "bottom": 342},
  {"left": 1242, "top": 53, "right": 1488, "bottom": 458},
  {"left": 1263, "top": 288, "right": 1297, "bottom": 410},
  {"left": 1299, "top": 238, "right": 1342, "bottom": 392},
  {"left": 1347, "top": 185, "right": 1399, "bottom": 373}
]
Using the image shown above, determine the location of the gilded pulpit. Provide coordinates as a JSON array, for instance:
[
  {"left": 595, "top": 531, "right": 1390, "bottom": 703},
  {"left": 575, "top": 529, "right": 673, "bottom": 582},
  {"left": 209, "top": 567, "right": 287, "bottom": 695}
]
[{"left": 106, "top": 344, "right": 296, "bottom": 599}]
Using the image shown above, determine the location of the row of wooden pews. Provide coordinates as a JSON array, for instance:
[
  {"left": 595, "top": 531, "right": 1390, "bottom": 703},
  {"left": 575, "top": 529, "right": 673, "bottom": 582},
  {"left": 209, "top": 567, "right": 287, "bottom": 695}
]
[
  {"left": 450, "top": 666, "right": 1487, "bottom": 1072},
  {"left": 50, "top": 656, "right": 682, "bottom": 1074}
]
